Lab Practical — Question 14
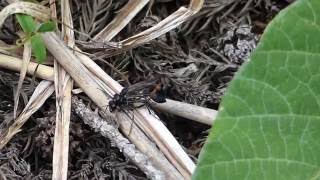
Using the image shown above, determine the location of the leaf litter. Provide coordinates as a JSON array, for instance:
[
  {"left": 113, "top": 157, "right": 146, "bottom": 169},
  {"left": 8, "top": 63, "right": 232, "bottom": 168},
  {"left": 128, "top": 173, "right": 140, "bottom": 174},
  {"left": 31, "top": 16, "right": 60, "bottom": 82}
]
[{"left": 0, "top": 0, "right": 292, "bottom": 179}]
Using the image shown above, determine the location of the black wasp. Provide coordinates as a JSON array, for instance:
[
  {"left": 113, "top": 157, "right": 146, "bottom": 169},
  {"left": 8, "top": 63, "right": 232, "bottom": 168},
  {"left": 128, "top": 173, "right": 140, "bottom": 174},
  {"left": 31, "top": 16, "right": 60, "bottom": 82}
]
[{"left": 108, "top": 79, "right": 166, "bottom": 113}]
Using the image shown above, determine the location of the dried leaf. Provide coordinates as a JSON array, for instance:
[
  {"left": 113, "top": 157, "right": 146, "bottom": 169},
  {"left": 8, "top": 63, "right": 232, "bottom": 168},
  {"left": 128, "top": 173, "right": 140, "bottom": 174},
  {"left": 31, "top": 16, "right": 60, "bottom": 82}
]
[{"left": 13, "top": 41, "right": 31, "bottom": 119}]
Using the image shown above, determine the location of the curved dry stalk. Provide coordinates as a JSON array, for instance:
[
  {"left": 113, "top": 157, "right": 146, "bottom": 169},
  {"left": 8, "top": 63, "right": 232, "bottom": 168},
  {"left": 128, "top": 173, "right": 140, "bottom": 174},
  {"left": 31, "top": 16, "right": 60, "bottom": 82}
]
[
  {"left": 121, "top": 0, "right": 204, "bottom": 45},
  {"left": 0, "top": 1, "right": 50, "bottom": 28},
  {"left": 93, "top": 0, "right": 150, "bottom": 42},
  {"left": 0, "top": 81, "right": 54, "bottom": 149},
  {"left": 94, "top": 0, "right": 204, "bottom": 58}
]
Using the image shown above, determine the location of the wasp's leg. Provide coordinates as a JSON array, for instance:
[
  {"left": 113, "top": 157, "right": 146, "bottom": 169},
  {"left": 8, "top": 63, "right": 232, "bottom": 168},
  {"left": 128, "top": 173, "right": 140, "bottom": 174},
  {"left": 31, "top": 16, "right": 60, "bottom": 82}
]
[
  {"left": 143, "top": 99, "right": 161, "bottom": 121},
  {"left": 121, "top": 108, "right": 135, "bottom": 136},
  {"left": 134, "top": 103, "right": 145, "bottom": 109},
  {"left": 128, "top": 111, "right": 135, "bottom": 136},
  {"left": 144, "top": 98, "right": 154, "bottom": 115},
  {"left": 147, "top": 104, "right": 161, "bottom": 120}
]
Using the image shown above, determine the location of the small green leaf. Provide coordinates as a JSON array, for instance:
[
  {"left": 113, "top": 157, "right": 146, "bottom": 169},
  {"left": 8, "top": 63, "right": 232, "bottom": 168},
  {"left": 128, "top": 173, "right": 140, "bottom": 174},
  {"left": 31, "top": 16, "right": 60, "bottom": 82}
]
[
  {"left": 31, "top": 34, "right": 46, "bottom": 63},
  {"left": 16, "top": 14, "right": 36, "bottom": 33},
  {"left": 193, "top": 0, "right": 320, "bottom": 179},
  {"left": 37, "top": 21, "right": 56, "bottom": 33}
]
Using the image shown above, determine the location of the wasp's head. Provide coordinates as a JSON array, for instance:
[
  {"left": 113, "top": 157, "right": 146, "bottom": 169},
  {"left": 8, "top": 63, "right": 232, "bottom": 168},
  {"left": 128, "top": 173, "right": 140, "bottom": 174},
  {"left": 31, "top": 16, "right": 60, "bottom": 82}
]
[
  {"left": 108, "top": 100, "right": 117, "bottom": 112},
  {"left": 109, "top": 93, "right": 121, "bottom": 112}
]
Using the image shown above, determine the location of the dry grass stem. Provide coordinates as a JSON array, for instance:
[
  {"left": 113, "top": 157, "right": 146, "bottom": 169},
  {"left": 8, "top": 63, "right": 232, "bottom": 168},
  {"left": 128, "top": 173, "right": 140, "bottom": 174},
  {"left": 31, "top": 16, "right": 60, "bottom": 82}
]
[
  {"left": 0, "top": 54, "right": 54, "bottom": 81},
  {"left": 129, "top": 107, "right": 195, "bottom": 177},
  {"left": 151, "top": 99, "right": 216, "bottom": 126},
  {"left": 42, "top": 32, "right": 109, "bottom": 105},
  {"left": 74, "top": 49, "right": 121, "bottom": 94},
  {"left": 52, "top": 69, "right": 72, "bottom": 180},
  {"left": 51, "top": 1, "right": 74, "bottom": 179}
]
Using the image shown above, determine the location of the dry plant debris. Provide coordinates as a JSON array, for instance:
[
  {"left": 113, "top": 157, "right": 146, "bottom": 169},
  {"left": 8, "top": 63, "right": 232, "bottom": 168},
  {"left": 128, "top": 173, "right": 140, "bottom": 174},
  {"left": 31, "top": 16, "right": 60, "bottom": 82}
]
[{"left": 0, "top": 0, "right": 292, "bottom": 179}]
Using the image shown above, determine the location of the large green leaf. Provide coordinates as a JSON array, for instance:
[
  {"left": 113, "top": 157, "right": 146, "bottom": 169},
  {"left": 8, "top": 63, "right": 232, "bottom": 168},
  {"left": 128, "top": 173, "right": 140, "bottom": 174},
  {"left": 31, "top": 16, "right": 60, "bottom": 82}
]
[{"left": 193, "top": 0, "right": 320, "bottom": 179}]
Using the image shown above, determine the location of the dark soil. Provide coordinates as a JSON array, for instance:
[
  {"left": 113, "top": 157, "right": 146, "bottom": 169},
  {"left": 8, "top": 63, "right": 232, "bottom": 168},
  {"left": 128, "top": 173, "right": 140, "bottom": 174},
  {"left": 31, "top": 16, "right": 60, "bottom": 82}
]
[{"left": 0, "top": 0, "right": 292, "bottom": 179}]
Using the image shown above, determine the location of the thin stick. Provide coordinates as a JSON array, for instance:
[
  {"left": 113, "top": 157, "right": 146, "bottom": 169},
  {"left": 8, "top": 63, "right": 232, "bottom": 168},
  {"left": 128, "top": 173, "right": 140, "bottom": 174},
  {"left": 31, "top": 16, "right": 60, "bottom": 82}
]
[
  {"left": 151, "top": 99, "right": 216, "bottom": 125},
  {"left": 0, "top": 54, "right": 54, "bottom": 81}
]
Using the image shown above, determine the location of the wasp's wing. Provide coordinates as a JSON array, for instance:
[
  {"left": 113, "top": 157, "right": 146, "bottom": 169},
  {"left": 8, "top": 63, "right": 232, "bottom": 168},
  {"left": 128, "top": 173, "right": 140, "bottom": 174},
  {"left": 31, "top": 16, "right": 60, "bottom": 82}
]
[{"left": 122, "top": 79, "right": 159, "bottom": 97}]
